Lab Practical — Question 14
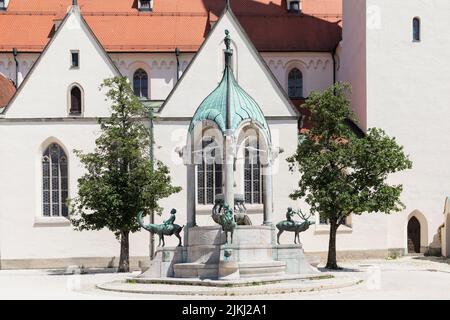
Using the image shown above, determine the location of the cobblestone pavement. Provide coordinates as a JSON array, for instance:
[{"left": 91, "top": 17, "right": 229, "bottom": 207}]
[{"left": 0, "top": 256, "right": 448, "bottom": 299}]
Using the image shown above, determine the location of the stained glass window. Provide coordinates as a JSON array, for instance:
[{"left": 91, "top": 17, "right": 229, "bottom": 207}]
[
  {"left": 133, "top": 69, "right": 148, "bottom": 98},
  {"left": 197, "top": 139, "right": 222, "bottom": 205},
  {"left": 288, "top": 68, "right": 303, "bottom": 98},
  {"left": 244, "top": 138, "right": 262, "bottom": 204},
  {"left": 42, "top": 144, "right": 68, "bottom": 217},
  {"left": 70, "top": 86, "right": 82, "bottom": 114}
]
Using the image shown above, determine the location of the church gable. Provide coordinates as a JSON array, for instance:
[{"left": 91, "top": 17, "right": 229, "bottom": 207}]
[
  {"left": 159, "top": 7, "right": 298, "bottom": 119},
  {"left": 4, "top": 5, "right": 120, "bottom": 118}
]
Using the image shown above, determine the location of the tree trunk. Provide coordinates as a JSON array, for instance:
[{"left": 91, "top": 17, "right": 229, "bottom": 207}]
[
  {"left": 118, "top": 231, "right": 130, "bottom": 273},
  {"left": 326, "top": 219, "right": 339, "bottom": 269}
]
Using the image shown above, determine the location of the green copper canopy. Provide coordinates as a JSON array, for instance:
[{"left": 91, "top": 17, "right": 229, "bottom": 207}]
[{"left": 188, "top": 31, "right": 270, "bottom": 140}]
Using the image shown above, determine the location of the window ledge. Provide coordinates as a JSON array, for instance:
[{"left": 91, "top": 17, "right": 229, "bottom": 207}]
[
  {"left": 34, "top": 216, "right": 71, "bottom": 228},
  {"left": 314, "top": 224, "right": 353, "bottom": 235}
]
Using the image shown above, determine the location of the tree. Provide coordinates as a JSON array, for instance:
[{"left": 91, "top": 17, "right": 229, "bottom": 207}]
[
  {"left": 69, "top": 77, "right": 181, "bottom": 272},
  {"left": 287, "top": 83, "right": 412, "bottom": 269}
]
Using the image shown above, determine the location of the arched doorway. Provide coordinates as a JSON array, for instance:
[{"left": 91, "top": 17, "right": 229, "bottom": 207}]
[{"left": 407, "top": 216, "right": 421, "bottom": 253}]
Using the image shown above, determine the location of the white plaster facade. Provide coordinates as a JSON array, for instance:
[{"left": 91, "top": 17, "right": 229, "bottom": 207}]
[
  {"left": 1, "top": 1, "right": 449, "bottom": 268},
  {"left": 0, "top": 7, "right": 152, "bottom": 267},
  {"left": 338, "top": 0, "right": 450, "bottom": 256}
]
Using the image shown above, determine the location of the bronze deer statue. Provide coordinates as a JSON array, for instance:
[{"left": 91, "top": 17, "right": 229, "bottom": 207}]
[{"left": 276, "top": 208, "right": 315, "bottom": 245}]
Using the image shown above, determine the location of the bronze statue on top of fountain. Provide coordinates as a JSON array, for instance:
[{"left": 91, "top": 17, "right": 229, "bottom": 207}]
[
  {"left": 212, "top": 193, "right": 252, "bottom": 226},
  {"left": 219, "top": 203, "right": 237, "bottom": 244}
]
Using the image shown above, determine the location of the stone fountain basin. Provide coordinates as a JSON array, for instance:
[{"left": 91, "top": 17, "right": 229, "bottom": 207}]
[
  {"left": 187, "top": 225, "right": 274, "bottom": 246},
  {"left": 137, "top": 225, "right": 318, "bottom": 280}
]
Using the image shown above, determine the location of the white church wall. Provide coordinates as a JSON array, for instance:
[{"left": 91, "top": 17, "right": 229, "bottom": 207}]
[
  {"left": 0, "top": 48, "right": 334, "bottom": 105},
  {"left": 4, "top": 8, "right": 118, "bottom": 119},
  {"left": 338, "top": 0, "right": 450, "bottom": 254},
  {"left": 0, "top": 122, "right": 150, "bottom": 261},
  {"left": 159, "top": 12, "right": 298, "bottom": 119},
  {"left": 262, "top": 52, "right": 334, "bottom": 98},
  {"left": 151, "top": 120, "right": 190, "bottom": 229},
  {"left": 110, "top": 53, "right": 195, "bottom": 101},
  {"left": 363, "top": 0, "right": 450, "bottom": 253},
  {"left": 4, "top": 1, "right": 439, "bottom": 265},
  {"left": 109, "top": 51, "right": 333, "bottom": 102},
  {"left": 0, "top": 7, "right": 151, "bottom": 264},
  {"left": 0, "top": 53, "right": 39, "bottom": 87},
  {"left": 337, "top": 0, "right": 367, "bottom": 130}
]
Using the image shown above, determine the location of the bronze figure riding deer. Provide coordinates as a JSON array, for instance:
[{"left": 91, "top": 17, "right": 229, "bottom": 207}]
[{"left": 276, "top": 208, "right": 315, "bottom": 245}]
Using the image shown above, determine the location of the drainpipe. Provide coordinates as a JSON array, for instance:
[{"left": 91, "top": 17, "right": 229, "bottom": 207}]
[
  {"left": 149, "top": 105, "right": 155, "bottom": 260},
  {"left": 12, "top": 48, "right": 18, "bottom": 88},
  {"left": 175, "top": 47, "right": 180, "bottom": 82},
  {"left": 332, "top": 42, "right": 339, "bottom": 85}
]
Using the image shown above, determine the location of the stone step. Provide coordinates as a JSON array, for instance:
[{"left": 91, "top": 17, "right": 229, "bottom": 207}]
[{"left": 173, "top": 260, "right": 286, "bottom": 279}]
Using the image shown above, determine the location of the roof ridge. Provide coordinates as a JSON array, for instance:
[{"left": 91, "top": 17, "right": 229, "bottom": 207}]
[
  {"left": 82, "top": 11, "right": 208, "bottom": 17},
  {"left": 1, "top": 11, "right": 342, "bottom": 18},
  {"left": 0, "top": 11, "right": 59, "bottom": 16}
]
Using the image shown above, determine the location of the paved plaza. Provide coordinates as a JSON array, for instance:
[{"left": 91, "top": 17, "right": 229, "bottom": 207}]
[{"left": 0, "top": 256, "right": 448, "bottom": 300}]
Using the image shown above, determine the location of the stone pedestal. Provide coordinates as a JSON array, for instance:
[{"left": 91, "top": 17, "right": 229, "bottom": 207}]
[
  {"left": 273, "top": 244, "right": 319, "bottom": 275},
  {"left": 138, "top": 226, "right": 317, "bottom": 280},
  {"left": 138, "top": 246, "right": 186, "bottom": 278},
  {"left": 218, "top": 248, "right": 240, "bottom": 280},
  {"left": 174, "top": 226, "right": 286, "bottom": 279}
]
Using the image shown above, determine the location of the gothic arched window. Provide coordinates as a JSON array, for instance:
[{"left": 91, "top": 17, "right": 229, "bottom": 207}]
[
  {"left": 288, "top": 68, "right": 303, "bottom": 98},
  {"left": 197, "top": 138, "right": 222, "bottom": 205},
  {"left": 70, "top": 86, "right": 82, "bottom": 114},
  {"left": 244, "top": 137, "right": 262, "bottom": 204},
  {"left": 133, "top": 69, "right": 148, "bottom": 99},
  {"left": 42, "top": 143, "right": 68, "bottom": 217},
  {"left": 413, "top": 17, "right": 421, "bottom": 42}
]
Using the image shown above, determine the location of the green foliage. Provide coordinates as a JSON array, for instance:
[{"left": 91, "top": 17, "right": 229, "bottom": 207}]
[
  {"left": 287, "top": 82, "right": 412, "bottom": 225},
  {"left": 69, "top": 77, "right": 181, "bottom": 238}
]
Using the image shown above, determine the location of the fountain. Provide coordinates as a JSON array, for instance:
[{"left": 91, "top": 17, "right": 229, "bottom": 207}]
[{"left": 135, "top": 30, "right": 317, "bottom": 282}]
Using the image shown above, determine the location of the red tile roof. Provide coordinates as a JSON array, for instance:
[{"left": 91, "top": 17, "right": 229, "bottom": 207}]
[
  {"left": 0, "top": 74, "right": 16, "bottom": 108},
  {"left": 0, "top": 0, "right": 342, "bottom": 53}
]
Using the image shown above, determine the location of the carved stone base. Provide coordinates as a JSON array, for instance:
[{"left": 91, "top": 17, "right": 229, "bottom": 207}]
[
  {"left": 138, "top": 246, "right": 186, "bottom": 278},
  {"left": 138, "top": 226, "right": 317, "bottom": 280},
  {"left": 273, "top": 244, "right": 319, "bottom": 274}
]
